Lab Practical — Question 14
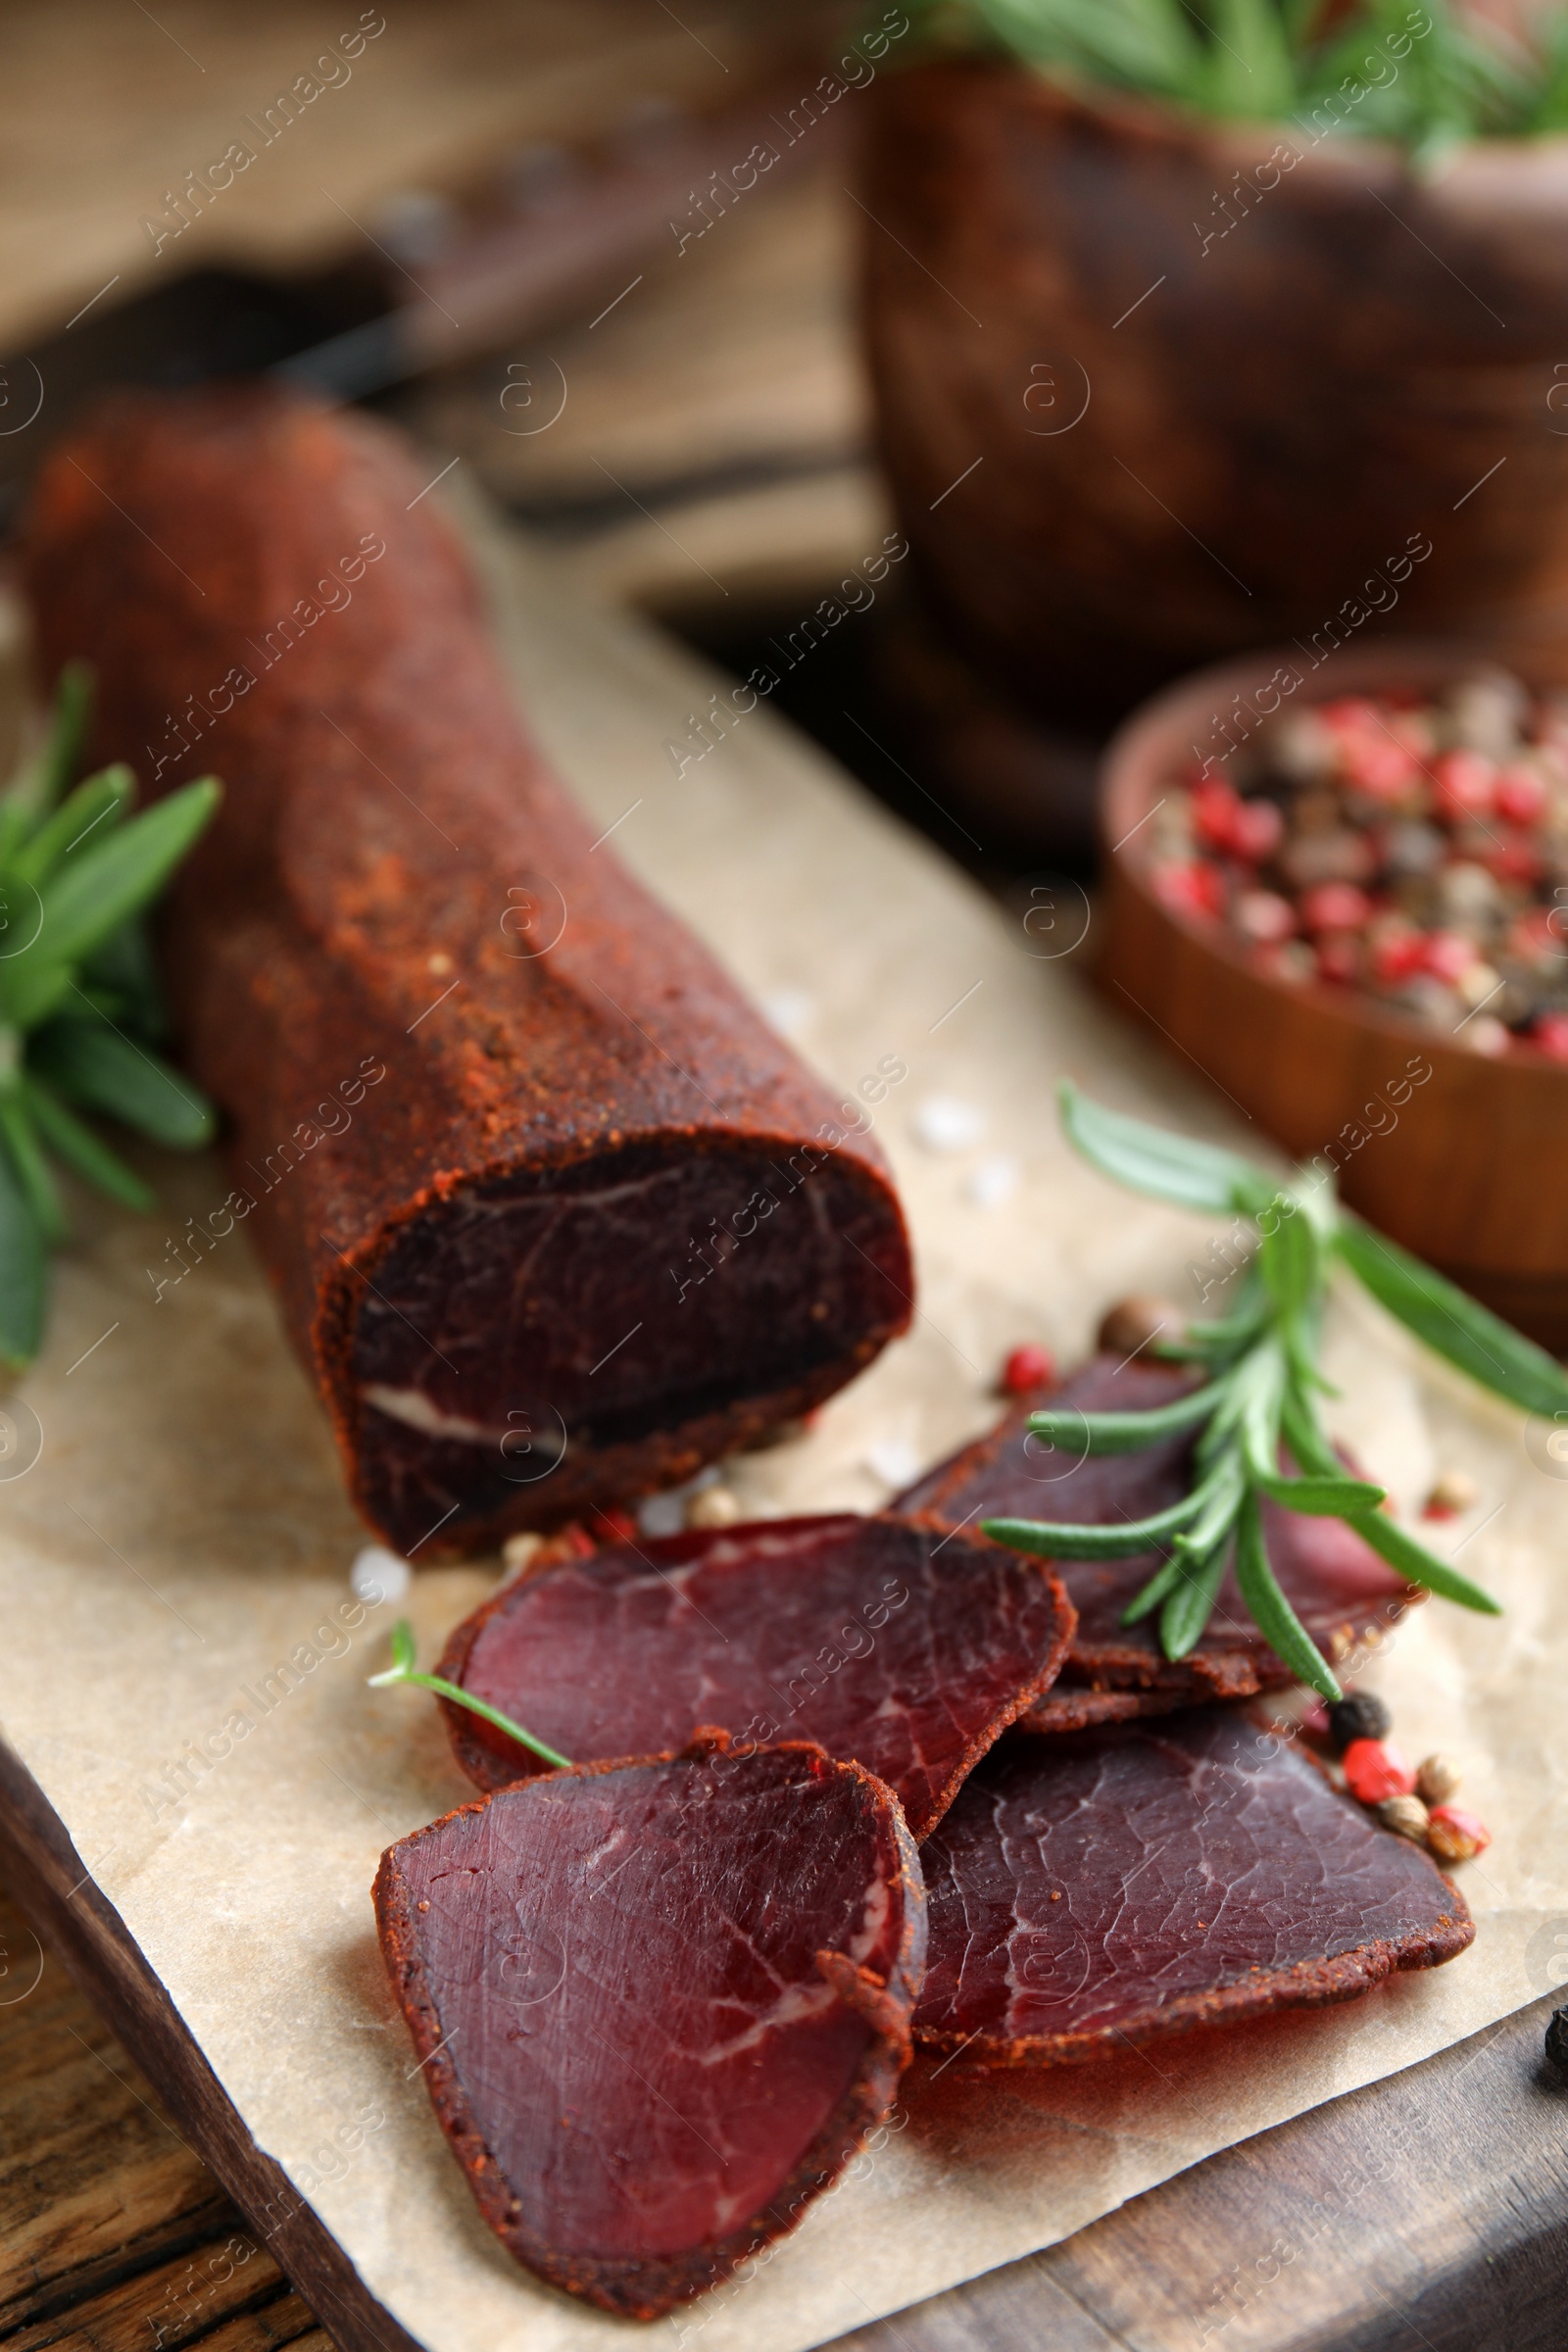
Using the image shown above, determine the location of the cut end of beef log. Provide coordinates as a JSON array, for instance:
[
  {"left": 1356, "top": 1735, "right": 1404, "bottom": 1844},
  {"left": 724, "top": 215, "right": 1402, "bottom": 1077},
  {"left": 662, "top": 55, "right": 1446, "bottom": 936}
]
[
  {"left": 374, "top": 1739, "right": 925, "bottom": 2317},
  {"left": 913, "top": 1708, "right": 1473, "bottom": 2070},
  {"left": 436, "top": 1513, "right": 1076, "bottom": 1838},
  {"left": 899, "top": 1355, "right": 1417, "bottom": 1710},
  {"left": 24, "top": 386, "right": 913, "bottom": 1557}
]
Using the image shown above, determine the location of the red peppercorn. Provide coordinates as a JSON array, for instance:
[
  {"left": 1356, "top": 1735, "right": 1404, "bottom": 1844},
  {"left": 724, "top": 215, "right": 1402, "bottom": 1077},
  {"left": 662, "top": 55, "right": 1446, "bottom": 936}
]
[
  {"left": 1236, "top": 888, "right": 1296, "bottom": 944},
  {"left": 590, "top": 1507, "right": 638, "bottom": 1544},
  {"left": 1533, "top": 1012, "right": 1568, "bottom": 1062},
  {"left": 1002, "top": 1343, "right": 1055, "bottom": 1396},
  {"left": 1231, "top": 798, "right": 1285, "bottom": 860},
  {"left": 1320, "top": 697, "right": 1383, "bottom": 739},
  {"left": 1342, "top": 1737, "right": 1416, "bottom": 1805},
  {"left": 1422, "top": 929, "right": 1475, "bottom": 984},
  {"left": 1342, "top": 735, "right": 1418, "bottom": 802},
  {"left": 1300, "top": 881, "right": 1372, "bottom": 935},
  {"left": 1426, "top": 1804, "right": 1492, "bottom": 1862},
  {"left": 1153, "top": 861, "right": 1226, "bottom": 921},
  {"left": 1314, "top": 932, "right": 1361, "bottom": 985},
  {"left": 1483, "top": 837, "right": 1543, "bottom": 887},
  {"left": 1368, "top": 920, "right": 1425, "bottom": 985},
  {"left": 1192, "top": 779, "right": 1245, "bottom": 854},
  {"left": 1435, "top": 750, "right": 1497, "bottom": 820},
  {"left": 1494, "top": 763, "right": 1547, "bottom": 825}
]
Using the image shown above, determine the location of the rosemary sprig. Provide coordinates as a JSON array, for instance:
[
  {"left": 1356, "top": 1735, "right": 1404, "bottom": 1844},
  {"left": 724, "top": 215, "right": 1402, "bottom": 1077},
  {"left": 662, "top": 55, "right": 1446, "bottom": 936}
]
[
  {"left": 0, "top": 662, "right": 220, "bottom": 1368},
  {"left": 368, "top": 1618, "right": 572, "bottom": 1769},
  {"left": 982, "top": 1083, "right": 1528, "bottom": 1700},
  {"left": 900, "top": 0, "right": 1566, "bottom": 159}
]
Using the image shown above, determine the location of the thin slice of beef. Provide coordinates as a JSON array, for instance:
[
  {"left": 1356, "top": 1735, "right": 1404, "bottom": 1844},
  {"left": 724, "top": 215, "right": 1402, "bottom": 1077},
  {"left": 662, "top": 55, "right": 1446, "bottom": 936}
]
[
  {"left": 375, "top": 1739, "right": 925, "bottom": 2318},
  {"left": 899, "top": 1355, "right": 1416, "bottom": 1714},
  {"left": 437, "top": 1514, "right": 1075, "bottom": 1838},
  {"left": 913, "top": 1709, "right": 1473, "bottom": 2068}
]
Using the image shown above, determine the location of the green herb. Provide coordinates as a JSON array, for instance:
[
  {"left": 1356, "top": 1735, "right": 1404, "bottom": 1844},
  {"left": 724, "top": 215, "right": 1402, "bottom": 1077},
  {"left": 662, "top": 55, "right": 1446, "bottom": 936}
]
[
  {"left": 981, "top": 1083, "right": 1526, "bottom": 1699},
  {"left": 368, "top": 1618, "right": 572, "bottom": 1769},
  {"left": 0, "top": 663, "right": 221, "bottom": 1368},
  {"left": 899, "top": 0, "right": 1566, "bottom": 159}
]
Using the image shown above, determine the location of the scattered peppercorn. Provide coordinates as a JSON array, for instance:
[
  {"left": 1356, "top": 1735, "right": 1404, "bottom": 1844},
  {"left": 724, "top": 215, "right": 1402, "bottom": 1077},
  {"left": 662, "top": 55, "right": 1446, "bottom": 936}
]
[
  {"left": 1002, "top": 1343, "right": 1056, "bottom": 1396},
  {"left": 593, "top": 1506, "right": 639, "bottom": 1544},
  {"left": 1377, "top": 1793, "right": 1431, "bottom": 1842},
  {"left": 1342, "top": 1737, "right": 1417, "bottom": 1805},
  {"left": 1545, "top": 2007, "right": 1568, "bottom": 2074},
  {"left": 1423, "top": 1470, "right": 1480, "bottom": 1521},
  {"left": 687, "top": 1483, "right": 741, "bottom": 1529},
  {"left": 1149, "top": 676, "right": 1568, "bottom": 1056},
  {"left": 1328, "top": 1690, "right": 1394, "bottom": 1750},
  {"left": 1415, "top": 1752, "right": 1463, "bottom": 1804},
  {"left": 1426, "top": 1803, "right": 1492, "bottom": 1862},
  {"left": 1096, "top": 1295, "right": 1178, "bottom": 1360}
]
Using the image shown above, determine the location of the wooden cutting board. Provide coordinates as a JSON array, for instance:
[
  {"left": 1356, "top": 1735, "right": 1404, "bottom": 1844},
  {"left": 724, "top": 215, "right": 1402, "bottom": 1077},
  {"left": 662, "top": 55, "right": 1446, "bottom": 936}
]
[{"left": 1, "top": 497, "right": 1566, "bottom": 2352}]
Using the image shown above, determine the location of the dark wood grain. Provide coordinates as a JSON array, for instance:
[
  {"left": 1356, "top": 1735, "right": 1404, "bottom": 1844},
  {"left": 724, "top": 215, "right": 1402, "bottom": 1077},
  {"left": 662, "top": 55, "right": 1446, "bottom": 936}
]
[
  {"left": 857, "top": 60, "right": 1568, "bottom": 739},
  {"left": 6, "top": 1723, "right": 1567, "bottom": 2352}
]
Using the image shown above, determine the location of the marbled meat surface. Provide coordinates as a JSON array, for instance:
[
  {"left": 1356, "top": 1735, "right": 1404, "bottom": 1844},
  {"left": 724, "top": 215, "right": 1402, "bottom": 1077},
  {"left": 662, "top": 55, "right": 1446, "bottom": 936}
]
[
  {"left": 439, "top": 1514, "right": 1075, "bottom": 1838},
  {"left": 913, "top": 1709, "right": 1473, "bottom": 2066},
  {"left": 375, "top": 1740, "right": 925, "bottom": 2317}
]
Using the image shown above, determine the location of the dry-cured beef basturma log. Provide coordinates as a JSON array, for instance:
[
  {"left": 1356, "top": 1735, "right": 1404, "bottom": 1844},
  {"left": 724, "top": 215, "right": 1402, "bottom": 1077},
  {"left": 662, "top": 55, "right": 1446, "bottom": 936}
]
[
  {"left": 437, "top": 1513, "right": 1075, "bottom": 1835},
  {"left": 913, "top": 1709, "right": 1473, "bottom": 2068},
  {"left": 898, "top": 1355, "right": 1416, "bottom": 1716},
  {"left": 373, "top": 1739, "right": 925, "bottom": 2318},
  {"left": 24, "top": 387, "right": 913, "bottom": 1557}
]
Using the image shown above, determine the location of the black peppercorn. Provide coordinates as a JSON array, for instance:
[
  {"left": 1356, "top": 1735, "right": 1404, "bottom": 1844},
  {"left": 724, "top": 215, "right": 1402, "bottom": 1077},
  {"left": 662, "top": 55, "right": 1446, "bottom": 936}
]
[
  {"left": 1547, "top": 2007, "right": 1568, "bottom": 2075},
  {"left": 1328, "top": 1691, "right": 1393, "bottom": 1752}
]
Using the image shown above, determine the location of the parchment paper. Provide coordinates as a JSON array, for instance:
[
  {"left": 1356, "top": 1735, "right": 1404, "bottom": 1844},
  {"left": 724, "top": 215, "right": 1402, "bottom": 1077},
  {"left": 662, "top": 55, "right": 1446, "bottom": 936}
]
[{"left": 2, "top": 497, "right": 1565, "bottom": 2352}]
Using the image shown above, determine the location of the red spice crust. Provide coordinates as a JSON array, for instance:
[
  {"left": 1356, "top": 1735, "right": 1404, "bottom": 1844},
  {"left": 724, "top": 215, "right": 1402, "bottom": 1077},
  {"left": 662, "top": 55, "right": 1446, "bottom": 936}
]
[
  {"left": 913, "top": 1899, "right": 1475, "bottom": 2071},
  {"left": 430, "top": 1514, "right": 1078, "bottom": 1838},
  {"left": 1017, "top": 1685, "right": 1189, "bottom": 1733},
  {"left": 24, "top": 387, "right": 913, "bottom": 1555},
  {"left": 372, "top": 1736, "right": 924, "bottom": 2318}
]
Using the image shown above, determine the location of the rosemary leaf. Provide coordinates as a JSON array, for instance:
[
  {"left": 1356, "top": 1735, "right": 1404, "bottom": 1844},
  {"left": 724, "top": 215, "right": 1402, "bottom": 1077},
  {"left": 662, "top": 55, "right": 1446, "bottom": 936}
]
[
  {"left": 29, "top": 1018, "right": 216, "bottom": 1150},
  {"left": 13, "top": 766, "right": 133, "bottom": 889},
  {"left": 368, "top": 1618, "right": 571, "bottom": 1768},
  {"left": 1026, "top": 1375, "right": 1224, "bottom": 1453},
  {"left": 0, "top": 1144, "right": 44, "bottom": 1368},
  {"left": 1120, "top": 1549, "right": 1185, "bottom": 1624},
  {"left": 23, "top": 1074, "right": 154, "bottom": 1212},
  {"left": 0, "top": 1096, "right": 64, "bottom": 1242},
  {"left": 32, "top": 776, "right": 220, "bottom": 973},
  {"left": 1233, "top": 1492, "right": 1342, "bottom": 1701},
  {"left": 1252, "top": 1471, "right": 1387, "bottom": 1516},
  {"left": 1337, "top": 1214, "right": 1568, "bottom": 1420},
  {"left": 980, "top": 1481, "right": 1209, "bottom": 1558},
  {"left": 1159, "top": 1541, "right": 1231, "bottom": 1660},
  {"left": 1058, "top": 1079, "right": 1274, "bottom": 1216},
  {"left": 1348, "top": 1507, "right": 1503, "bottom": 1616}
]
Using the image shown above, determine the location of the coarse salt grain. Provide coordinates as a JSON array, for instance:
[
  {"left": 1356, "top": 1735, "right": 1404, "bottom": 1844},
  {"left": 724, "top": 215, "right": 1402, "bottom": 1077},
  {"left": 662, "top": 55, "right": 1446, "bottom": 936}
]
[
  {"left": 351, "top": 1544, "right": 411, "bottom": 1605},
  {"left": 966, "top": 1154, "right": 1021, "bottom": 1209},
  {"left": 914, "top": 1095, "right": 988, "bottom": 1153}
]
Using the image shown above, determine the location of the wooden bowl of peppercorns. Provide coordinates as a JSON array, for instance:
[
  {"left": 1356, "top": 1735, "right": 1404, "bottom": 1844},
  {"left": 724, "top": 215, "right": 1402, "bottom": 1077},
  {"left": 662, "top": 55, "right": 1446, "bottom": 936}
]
[{"left": 1099, "top": 641, "right": 1568, "bottom": 1349}]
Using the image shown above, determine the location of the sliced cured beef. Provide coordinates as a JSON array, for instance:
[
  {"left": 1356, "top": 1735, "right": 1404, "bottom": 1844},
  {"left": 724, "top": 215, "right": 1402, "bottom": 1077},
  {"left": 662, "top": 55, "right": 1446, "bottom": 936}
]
[
  {"left": 437, "top": 1513, "right": 1075, "bottom": 1838},
  {"left": 24, "top": 389, "right": 912, "bottom": 1557},
  {"left": 914, "top": 1709, "right": 1473, "bottom": 2067},
  {"left": 374, "top": 1739, "right": 924, "bottom": 2317},
  {"left": 898, "top": 1355, "right": 1415, "bottom": 1713}
]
